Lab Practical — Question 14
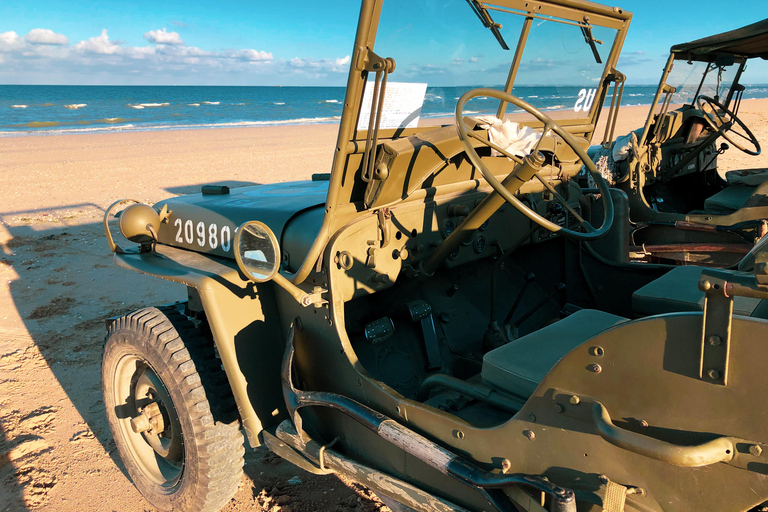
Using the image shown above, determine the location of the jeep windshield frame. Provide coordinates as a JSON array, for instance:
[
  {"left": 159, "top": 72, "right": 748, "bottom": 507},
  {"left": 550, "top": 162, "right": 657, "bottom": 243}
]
[
  {"left": 638, "top": 18, "right": 768, "bottom": 148},
  {"left": 286, "top": 0, "right": 632, "bottom": 285}
]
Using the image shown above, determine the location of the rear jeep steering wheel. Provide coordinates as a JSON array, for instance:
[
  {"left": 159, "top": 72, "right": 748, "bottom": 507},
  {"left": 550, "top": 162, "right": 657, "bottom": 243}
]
[
  {"left": 455, "top": 88, "right": 613, "bottom": 241},
  {"left": 696, "top": 95, "right": 761, "bottom": 156}
]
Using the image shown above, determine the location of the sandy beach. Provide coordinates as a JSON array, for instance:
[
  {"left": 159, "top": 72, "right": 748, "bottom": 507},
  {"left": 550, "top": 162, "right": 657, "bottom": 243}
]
[{"left": 1, "top": 98, "right": 768, "bottom": 512}]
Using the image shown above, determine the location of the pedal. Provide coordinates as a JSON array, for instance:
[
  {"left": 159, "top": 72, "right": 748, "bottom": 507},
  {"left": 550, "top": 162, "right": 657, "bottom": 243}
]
[
  {"left": 364, "top": 317, "right": 395, "bottom": 344},
  {"left": 406, "top": 300, "right": 441, "bottom": 370}
]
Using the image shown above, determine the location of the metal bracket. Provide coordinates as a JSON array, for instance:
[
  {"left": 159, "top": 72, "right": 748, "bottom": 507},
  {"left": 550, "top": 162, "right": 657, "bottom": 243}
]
[
  {"left": 301, "top": 286, "right": 328, "bottom": 308},
  {"left": 365, "top": 240, "right": 377, "bottom": 268},
  {"left": 318, "top": 436, "right": 340, "bottom": 472},
  {"left": 698, "top": 270, "right": 734, "bottom": 385},
  {"left": 377, "top": 208, "right": 391, "bottom": 248},
  {"left": 355, "top": 48, "right": 396, "bottom": 73}
]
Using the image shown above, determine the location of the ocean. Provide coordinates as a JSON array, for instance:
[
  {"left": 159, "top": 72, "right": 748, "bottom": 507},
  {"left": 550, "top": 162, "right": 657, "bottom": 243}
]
[{"left": 1, "top": 84, "right": 767, "bottom": 136}]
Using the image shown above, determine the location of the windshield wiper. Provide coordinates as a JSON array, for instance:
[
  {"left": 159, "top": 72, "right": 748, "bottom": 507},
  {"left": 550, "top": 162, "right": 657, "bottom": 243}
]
[
  {"left": 465, "top": 0, "right": 509, "bottom": 50},
  {"left": 580, "top": 23, "right": 603, "bottom": 64}
]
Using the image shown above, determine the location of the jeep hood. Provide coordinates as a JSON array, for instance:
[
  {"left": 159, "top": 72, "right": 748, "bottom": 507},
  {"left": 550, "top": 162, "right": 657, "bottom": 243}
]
[{"left": 154, "top": 180, "right": 328, "bottom": 260}]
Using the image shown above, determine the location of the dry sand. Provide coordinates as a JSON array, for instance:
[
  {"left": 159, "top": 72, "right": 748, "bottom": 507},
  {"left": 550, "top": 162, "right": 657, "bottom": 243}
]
[{"left": 1, "top": 99, "right": 767, "bottom": 511}]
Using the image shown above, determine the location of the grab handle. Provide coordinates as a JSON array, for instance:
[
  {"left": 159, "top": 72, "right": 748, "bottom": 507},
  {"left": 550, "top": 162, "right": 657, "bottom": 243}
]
[{"left": 593, "top": 402, "right": 734, "bottom": 467}]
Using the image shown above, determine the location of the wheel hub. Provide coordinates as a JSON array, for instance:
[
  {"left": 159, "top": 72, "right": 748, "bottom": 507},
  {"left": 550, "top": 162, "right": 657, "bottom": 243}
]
[{"left": 130, "top": 401, "right": 165, "bottom": 435}]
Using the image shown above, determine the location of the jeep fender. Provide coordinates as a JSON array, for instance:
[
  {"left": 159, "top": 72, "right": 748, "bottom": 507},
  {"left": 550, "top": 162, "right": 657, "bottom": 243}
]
[{"left": 113, "top": 244, "right": 286, "bottom": 446}]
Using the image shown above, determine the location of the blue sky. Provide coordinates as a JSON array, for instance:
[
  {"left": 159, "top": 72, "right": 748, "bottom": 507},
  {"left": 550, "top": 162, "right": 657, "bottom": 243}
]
[{"left": 0, "top": 0, "right": 766, "bottom": 86}]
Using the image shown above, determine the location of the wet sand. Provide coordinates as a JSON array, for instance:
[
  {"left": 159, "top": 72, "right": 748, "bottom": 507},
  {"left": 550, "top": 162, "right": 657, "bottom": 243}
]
[{"left": 0, "top": 98, "right": 767, "bottom": 511}]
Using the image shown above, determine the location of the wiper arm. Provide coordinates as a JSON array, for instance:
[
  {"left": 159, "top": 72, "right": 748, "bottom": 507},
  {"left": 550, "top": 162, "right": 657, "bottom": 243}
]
[
  {"left": 580, "top": 23, "right": 603, "bottom": 64},
  {"left": 465, "top": 0, "right": 509, "bottom": 50}
]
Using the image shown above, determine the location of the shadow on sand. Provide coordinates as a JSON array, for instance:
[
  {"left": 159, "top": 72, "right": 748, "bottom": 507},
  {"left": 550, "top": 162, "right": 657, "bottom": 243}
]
[{"left": 0, "top": 200, "right": 384, "bottom": 512}]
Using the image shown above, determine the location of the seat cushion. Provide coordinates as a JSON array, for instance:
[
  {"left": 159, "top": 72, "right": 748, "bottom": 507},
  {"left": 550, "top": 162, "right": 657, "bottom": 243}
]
[
  {"left": 703, "top": 186, "right": 755, "bottom": 213},
  {"left": 632, "top": 265, "right": 761, "bottom": 316},
  {"left": 481, "top": 310, "right": 627, "bottom": 397},
  {"left": 726, "top": 168, "right": 768, "bottom": 187}
]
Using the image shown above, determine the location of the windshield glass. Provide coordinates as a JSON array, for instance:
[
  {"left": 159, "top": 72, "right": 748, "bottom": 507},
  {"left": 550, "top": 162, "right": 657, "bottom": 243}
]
[
  {"left": 370, "top": 0, "right": 620, "bottom": 124},
  {"left": 666, "top": 60, "right": 740, "bottom": 105}
]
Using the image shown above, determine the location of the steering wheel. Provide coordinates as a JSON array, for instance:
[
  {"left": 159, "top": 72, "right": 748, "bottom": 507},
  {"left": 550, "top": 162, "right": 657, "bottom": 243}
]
[
  {"left": 455, "top": 88, "right": 613, "bottom": 241},
  {"left": 696, "top": 95, "right": 761, "bottom": 156}
]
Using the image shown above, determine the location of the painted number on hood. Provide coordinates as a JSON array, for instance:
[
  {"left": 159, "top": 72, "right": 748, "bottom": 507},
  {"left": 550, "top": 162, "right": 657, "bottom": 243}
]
[{"left": 174, "top": 218, "right": 232, "bottom": 253}]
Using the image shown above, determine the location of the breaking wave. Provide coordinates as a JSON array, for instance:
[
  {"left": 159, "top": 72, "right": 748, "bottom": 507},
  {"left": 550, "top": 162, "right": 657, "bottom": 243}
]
[
  {"left": 0, "top": 116, "right": 343, "bottom": 137},
  {"left": 129, "top": 102, "right": 170, "bottom": 109}
]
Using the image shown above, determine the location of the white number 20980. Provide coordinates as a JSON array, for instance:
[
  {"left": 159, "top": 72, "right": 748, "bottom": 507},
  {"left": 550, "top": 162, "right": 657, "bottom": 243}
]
[{"left": 173, "top": 218, "right": 232, "bottom": 253}]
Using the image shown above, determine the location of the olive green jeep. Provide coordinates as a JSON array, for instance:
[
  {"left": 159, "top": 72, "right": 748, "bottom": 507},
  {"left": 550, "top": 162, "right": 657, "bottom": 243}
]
[{"left": 102, "top": 2, "right": 768, "bottom": 511}]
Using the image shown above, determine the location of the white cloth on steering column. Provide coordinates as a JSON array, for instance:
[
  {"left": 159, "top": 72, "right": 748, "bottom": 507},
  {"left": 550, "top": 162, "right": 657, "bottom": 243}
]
[{"left": 475, "top": 116, "right": 542, "bottom": 158}]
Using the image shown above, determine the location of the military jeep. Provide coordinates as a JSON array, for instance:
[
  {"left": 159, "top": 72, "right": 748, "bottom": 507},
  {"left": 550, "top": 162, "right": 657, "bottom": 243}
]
[
  {"left": 102, "top": 1, "right": 768, "bottom": 511},
  {"left": 593, "top": 18, "right": 768, "bottom": 267}
]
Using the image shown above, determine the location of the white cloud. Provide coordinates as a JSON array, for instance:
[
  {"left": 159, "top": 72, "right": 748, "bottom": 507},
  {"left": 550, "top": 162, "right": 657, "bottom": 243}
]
[
  {"left": 25, "top": 28, "right": 68, "bottom": 46},
  {"left": 144, "top": 28, "right": 184, "bottom": 45},
  {"left": 0, "top": 31, "right": 23, "bottom": 52},
  {"left": 223, "top": 48, "right": 273, "bottom": 62},
  {"left": 288, "top": 55, "right": 349, "bottom": 73},
  {"left": 74, "top": 29, "right": 122, "bottom": 55},
  {"left": 0, "top": 26, "right": 350, "bottom": 85}
]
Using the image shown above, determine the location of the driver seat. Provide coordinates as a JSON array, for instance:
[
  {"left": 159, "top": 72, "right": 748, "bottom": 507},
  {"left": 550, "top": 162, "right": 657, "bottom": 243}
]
[{"left": 481, "top": 309, "right": 627, "bottom": 398}]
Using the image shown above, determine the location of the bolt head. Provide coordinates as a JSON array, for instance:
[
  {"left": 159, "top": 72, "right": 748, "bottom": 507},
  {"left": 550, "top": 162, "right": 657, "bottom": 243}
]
[
  {"left": 588, "top": 363, "right": 602, "bottom": 373},
  {"left": 553, "top": 403, "right": 564, "bottom": 413},
  {"left": 707, "top": 368, "right": 721, "bottom": 380},
  {"left": 569, "top": 395, "right": 580, "bottom": 405},
  {"left": 708, "top": 335, "right": 722, "bottom": 346},
  {"left": 750, "top": 444, "right": 763, "bottom": 457},
  {"left": 523, "top": 429, "right": 535, "bottom": 440}
]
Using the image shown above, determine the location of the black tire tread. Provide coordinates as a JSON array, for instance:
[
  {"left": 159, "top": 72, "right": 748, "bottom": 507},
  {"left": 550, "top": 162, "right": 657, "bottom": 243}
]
[{"left": 104, "top": 306, "right": 244, "bottom": 512}]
